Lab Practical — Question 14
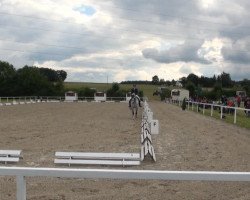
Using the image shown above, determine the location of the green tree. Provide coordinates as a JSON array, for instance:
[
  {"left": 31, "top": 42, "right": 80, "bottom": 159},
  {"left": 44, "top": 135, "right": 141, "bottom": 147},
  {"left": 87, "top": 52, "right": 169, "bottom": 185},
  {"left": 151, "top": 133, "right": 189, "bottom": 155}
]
[
  {"left": 160, "top": 88, "right": 171, "bottom": 101},
  {"left": 159, "top": 78, "right": 165, "bottom": 85},
  {"left": 15, "top": 66, "right": 54, "bottom": 96},
  {"left": 152, "top": 75, "right": 159, "bottom": 85},
  {"left": 185, "top": 81, "right": 196, "bottom": 97},
  {"left": 182, "top": 98, "right": 187, "bottom": 110},
  {"left": 171, "top": 79, "right": 176, "bottom": 86},
  {"left": 187, "top": 73, "right": 199, "bottom": 86},
  {"left": 0, "top": 61, "right": 16, "bottom": 96},
  {"left": 107, "top": 83, "right": 120, "bottom": 97},
  {"left": 57, "top": 70, "right": 67, "bottom": 81},
  {"left": 179, "top": 77, "right": 187, "bottom": 87},
  {"left": 39, "top": 68, "right": 67, "bottom": 82},
  {"left": 217, "top": 72, "right": 232, "bottom": 88},
  {"left": 213, "top": 82, "right": 223, "bottom": 100}
]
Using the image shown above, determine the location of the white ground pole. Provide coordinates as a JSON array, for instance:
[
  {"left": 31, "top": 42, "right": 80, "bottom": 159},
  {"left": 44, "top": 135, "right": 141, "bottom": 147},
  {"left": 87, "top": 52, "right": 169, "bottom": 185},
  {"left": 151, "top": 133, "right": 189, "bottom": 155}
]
[{"left": 0, "top": 167, "right": 250, "bottom": 200}]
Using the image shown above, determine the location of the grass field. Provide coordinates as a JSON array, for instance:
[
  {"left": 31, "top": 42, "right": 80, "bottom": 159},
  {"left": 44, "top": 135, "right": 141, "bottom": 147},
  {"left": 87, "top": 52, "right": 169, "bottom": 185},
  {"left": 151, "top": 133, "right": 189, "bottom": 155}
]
[
  {"left": 64, "top": 82, "right": 161, "bottom": 100},
  {"left": 184, "top": 103, "right": 250, "bottom": 129}
]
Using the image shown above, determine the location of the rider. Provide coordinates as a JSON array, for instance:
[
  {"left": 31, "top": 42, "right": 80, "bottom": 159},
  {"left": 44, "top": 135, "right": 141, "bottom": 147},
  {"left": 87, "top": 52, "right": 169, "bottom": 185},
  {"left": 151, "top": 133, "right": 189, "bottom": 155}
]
[{"left": 129, "top": 84, "right": 142, "bottom": 107}]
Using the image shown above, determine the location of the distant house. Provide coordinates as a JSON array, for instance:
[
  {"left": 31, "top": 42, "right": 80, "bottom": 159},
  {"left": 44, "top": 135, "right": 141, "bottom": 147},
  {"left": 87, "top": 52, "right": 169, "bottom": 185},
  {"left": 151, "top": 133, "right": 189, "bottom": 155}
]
[
  {"left": 94, "top": 92, "right": 106, "bottom": 102},
  {"left": 171, "top": 89, "right": 189, "bottom": 101},
  {"left": 65, "top": 91, "right": 78, "bottom": 101},
  {"left": 176, "top": 81, "right": 183, "bottom": 88}
]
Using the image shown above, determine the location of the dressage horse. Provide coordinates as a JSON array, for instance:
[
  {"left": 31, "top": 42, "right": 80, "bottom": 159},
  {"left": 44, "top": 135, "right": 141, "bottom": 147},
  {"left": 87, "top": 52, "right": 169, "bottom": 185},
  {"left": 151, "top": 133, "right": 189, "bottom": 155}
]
[{"left": 130, "top": 94, "right": 139, "bottom": 119}]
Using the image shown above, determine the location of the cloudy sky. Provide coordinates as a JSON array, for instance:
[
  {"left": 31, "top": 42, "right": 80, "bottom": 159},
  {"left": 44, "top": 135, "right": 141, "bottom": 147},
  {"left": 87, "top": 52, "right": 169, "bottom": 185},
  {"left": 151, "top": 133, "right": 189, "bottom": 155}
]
[{"left": 0, "top": 0, "right": 250, "bottom": 82}]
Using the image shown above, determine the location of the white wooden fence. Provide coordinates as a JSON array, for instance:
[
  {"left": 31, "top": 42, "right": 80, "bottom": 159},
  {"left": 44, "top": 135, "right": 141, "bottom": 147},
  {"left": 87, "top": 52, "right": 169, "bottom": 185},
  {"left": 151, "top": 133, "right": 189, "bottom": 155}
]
[
  {"left": 0, "top": 166, "right": 250, "bottom": 200},
  {"left": 0, "top": 96, "right": 128, "bottom": 104},
  {"left": 170, "top": 100, "right": 250, "bottom": 124}
]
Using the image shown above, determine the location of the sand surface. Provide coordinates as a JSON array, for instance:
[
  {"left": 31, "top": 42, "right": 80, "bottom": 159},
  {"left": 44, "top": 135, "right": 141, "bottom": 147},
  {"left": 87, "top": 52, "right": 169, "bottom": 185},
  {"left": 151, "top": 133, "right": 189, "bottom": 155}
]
[{"left": 0, "top": 101, "right": 249, "bottom": 200}]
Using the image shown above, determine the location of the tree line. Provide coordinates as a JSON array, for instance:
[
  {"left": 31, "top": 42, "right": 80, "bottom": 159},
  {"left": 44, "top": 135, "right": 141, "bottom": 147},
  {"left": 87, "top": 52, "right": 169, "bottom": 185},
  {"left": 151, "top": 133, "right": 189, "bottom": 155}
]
[
  {"left": 152, "top": 72, "right": 250, "bottom": 100},
  {"left": 0, "top": 60, "right": 67, "bottom": 96}
]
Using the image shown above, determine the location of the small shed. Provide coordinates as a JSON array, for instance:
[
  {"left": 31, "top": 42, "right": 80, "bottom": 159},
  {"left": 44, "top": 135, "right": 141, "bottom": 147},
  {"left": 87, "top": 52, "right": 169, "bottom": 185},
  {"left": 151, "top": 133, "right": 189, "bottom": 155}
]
[
  {"left": 65, "top": 91, "right": 78, "bottom": 101},
  {"left": 94, "top": 92, "right": 106, "bottom": 102},
  {"left": 171, "top": 89, "right": 189, "bottom": 101}
]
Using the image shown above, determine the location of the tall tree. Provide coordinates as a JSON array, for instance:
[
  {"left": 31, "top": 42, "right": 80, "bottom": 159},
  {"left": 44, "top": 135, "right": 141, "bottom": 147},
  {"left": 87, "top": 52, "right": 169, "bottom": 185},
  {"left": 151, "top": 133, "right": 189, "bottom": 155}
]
[
  {"left": 216, "top": 72, "right": 232, "bottom": 88},
  {"left": 185, "top": 81, "right": 196, "bottom": 97},
  {"left": 0, "top": 61, "right": 16, "bottom": 96},
  {"left": 152, "top": 75, "right": 159, "bottom": 85},
  {"left": 187, "top": 73, "right": 199, "bottom": 86},
  {"left": 57, "top": 70, "right": 67, "bottom": 81},
  {"left": 15, "top": 66, "right": 54, "bottom": 96}
]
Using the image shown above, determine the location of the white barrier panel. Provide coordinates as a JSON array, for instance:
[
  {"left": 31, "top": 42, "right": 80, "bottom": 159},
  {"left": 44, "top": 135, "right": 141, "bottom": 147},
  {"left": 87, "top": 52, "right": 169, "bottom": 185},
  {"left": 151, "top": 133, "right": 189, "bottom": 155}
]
[
  {"left": 151, "top": 120, "right": 159, "bottom": 135},
  {"left": 147, "top": 111, "right": 153, "bottom": 123}
]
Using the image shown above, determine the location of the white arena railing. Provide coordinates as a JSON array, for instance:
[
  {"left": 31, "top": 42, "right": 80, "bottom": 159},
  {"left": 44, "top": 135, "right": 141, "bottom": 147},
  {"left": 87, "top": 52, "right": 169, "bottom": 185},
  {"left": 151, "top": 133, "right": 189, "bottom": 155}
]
[
  {"left": 0, "top": 96, "right": 128, "bottom": 103},
  {"left": 0, "top": 167, "right": 250, "bottom": 200},
  {"left": 169, "top": 99, "right": 250, "bottom": 124}
]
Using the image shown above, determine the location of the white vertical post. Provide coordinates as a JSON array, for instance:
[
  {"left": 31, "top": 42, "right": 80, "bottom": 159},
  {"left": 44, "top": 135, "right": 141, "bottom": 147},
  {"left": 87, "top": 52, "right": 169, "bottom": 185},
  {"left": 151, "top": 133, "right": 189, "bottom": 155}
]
[
  {"left": 7, "top": 97, "right": 9, "bottom": 102},
  {"left": 211, "top": 105, "right": 213, "bottom": 117},
  {"left": 220, "top": 106, "right": 223, "bottom": 119},
  {"left": 16, "top": 176, "right": 26, "bottom": 200},
  {"left": 203, "top": 104, "right": 205, "bottom": 115},
  {"left": 234, "top": 108, "right": 237, "bottom": 124}
]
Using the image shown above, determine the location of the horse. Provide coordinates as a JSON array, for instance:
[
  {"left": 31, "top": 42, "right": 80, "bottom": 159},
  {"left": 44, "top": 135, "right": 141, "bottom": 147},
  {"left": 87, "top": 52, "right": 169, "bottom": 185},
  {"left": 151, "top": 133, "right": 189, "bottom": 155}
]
[{"left": 130, "top": 94, "right": 139, "bottom": 119}]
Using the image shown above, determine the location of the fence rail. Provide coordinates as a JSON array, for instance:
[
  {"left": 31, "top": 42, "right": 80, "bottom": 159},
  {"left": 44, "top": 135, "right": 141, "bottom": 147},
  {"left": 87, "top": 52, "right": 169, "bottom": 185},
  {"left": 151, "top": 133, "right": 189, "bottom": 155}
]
[
  {"left": 0, "top": 167, "right": 250, "bottom": 200},
  {"left": 0, "top": 96, "right": 127, "bottom": 103},
  {"left": 169, "top": 99, "right": 250, "bottom": 124}
]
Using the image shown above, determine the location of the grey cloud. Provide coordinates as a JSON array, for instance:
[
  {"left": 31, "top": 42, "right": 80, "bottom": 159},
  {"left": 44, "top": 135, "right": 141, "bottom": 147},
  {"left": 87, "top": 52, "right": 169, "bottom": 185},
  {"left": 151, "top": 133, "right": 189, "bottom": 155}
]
[
  {"left": 142, "top": 40, "right": 210, "bottom": 64},
  {"left": 179, "top": 65, "right": 192, "bottom": 75},
  {"left": 221, "top": 38, "right": 250, "bottom": 64}
]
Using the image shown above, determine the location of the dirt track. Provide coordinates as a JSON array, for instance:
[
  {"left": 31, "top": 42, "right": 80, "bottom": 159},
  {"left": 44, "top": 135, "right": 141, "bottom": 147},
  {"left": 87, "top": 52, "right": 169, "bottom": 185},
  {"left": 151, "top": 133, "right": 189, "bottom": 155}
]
[{"left": 0, "top": 101, "right": 249, "bottom": 200}]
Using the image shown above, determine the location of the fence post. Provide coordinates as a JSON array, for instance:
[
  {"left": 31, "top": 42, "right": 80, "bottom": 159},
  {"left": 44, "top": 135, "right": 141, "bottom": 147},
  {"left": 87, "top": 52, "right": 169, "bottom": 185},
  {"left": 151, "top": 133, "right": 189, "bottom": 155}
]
[
  {"left": 211, "top": 105, "right": 213, "bottom": 117},
  {"left": 203, "top": 104, "right": 205, "bottom": 115},
  {"left": 220, "top": 106, "right": 223, "bottom": 119},
  {"left": 16, "top": 176, "right": 26, "bottom": 200},
  {"left": 234, "top": 108, "right": 237, "bottom": 124}
]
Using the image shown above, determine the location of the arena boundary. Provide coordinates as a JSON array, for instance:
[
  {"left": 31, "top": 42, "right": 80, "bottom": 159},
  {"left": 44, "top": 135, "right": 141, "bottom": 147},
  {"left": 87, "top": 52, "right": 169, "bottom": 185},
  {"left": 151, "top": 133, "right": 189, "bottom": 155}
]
[{"left": 0, "top": 166, "right": 249, "bottom": 200}]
